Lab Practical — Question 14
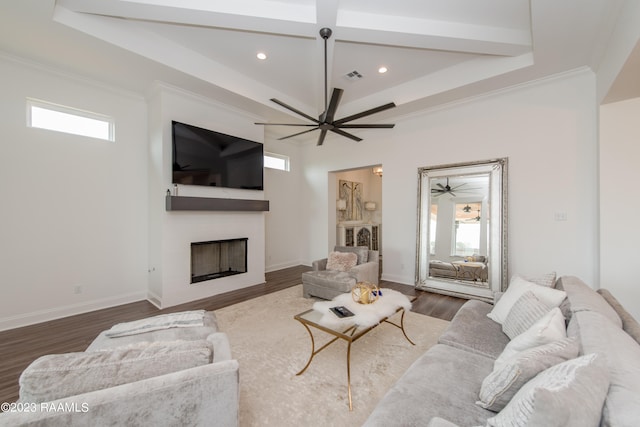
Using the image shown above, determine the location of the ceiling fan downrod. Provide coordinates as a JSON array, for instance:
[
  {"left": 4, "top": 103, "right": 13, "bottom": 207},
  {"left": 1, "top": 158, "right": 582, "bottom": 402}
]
[
  {"left": 254, "top": 27, "right": 396, "bottom": 146},
  {"left": 319, "top": 27, "right": 332, "bottom": 115}
]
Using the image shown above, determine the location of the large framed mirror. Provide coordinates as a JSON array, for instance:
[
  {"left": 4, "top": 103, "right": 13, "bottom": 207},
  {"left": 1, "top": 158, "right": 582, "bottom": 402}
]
[{"left": 416, "top": 158, "right": 508, "bottom": 301}]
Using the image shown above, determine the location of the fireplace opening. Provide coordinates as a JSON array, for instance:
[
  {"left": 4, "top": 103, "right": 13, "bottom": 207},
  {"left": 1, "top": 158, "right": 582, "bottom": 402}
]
[{"left": 191, "top": 238, "right": 247, "bottom": 284}]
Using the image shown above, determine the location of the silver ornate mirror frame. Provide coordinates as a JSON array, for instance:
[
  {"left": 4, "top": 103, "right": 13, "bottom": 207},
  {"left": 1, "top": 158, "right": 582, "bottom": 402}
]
[{"left": 415, "top": 158, "right": 508, "bottom": 301}]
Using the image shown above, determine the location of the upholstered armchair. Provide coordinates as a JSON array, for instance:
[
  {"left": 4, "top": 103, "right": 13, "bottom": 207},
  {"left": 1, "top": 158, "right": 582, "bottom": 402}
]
[{"left": 302, "top": 246, "right": 379, "bottom": 300}]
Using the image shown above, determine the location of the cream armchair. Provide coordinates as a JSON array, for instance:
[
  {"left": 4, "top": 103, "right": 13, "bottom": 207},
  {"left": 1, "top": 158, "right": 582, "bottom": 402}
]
[{"left": 302, "top": 246, "right": 379, "bottom": 300}]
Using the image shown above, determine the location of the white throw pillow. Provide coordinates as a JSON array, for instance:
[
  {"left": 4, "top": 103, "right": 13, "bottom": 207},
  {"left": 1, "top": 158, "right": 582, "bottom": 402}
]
[
  {"left": 487, "top": 276, "right": 566, "bottom": 324},
  {"left": 486, "top": 353, "right": 610, "bottom": 427},
  {"left": 515, "top": 272, "right": 557, "bottom": 288},
  {"left": 477, "top": 337, "right": 580, "bottom": 412},
  {"left": 494, "top": 307, "right": 566, "bottom": 368},
  {"left": 502, "top": 291, "right": 551, "bottom": 339}
]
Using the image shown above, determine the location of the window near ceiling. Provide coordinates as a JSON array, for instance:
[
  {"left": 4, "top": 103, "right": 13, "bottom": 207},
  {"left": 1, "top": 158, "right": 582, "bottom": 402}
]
[
  {"left": 264, "top": 152, "right": 290, "bottom": 171},
  {"left": 27, "top": 98, "right": 114, "bottom": 141}
]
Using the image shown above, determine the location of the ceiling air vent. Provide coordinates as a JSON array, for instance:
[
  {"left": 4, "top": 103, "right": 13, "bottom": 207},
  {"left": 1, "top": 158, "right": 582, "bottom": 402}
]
[{"left": 344, "top": 70, "right": 363, "bottom": 81}]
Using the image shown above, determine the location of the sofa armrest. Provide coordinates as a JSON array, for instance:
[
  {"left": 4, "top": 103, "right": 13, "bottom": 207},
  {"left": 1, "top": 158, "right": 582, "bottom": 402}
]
[
  {"left": 207, "top": 332, "right": 232, "bottom": 363},
  {"left": 347, "top": 261, "right": 379, "bottom": 285},
  {"left": 0, "top": 360, "right": 240, "bottom": 427},
  {"left": 312, "top": 258, "right": 328, "bottom": 271}
]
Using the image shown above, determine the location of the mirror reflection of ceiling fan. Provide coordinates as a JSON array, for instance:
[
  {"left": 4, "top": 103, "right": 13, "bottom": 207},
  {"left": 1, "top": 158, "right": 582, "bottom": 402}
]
[
  {"left": 431, "top": 178, "right": 469, "bottom": 197},
  {"left": 432, "top": 177, "right": 485, "bottom": 198},
  {"left": 255, "top": 28, "right": 396, "bottom": 146}
]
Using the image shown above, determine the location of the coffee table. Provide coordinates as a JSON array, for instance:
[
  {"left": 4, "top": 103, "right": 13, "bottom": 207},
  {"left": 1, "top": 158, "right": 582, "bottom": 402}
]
[{"left": 294, "top": 291, "right": 415, "bottom": 411}]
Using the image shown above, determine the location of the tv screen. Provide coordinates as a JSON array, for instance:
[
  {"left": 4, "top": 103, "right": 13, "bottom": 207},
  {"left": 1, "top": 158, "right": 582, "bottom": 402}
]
[{"left": 172, "top": 121, "right": 264, "bottom": 190}]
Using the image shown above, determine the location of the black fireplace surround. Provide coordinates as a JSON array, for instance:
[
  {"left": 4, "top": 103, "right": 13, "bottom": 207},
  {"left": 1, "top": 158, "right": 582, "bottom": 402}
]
[{"left": 191, "top": 238, "right": 248, "bottom": 283}]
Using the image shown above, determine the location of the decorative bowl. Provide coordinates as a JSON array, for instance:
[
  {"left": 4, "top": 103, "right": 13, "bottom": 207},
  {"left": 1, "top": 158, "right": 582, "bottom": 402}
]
[{"left": 351, "top": 282, "right": 380, "bottom": 304}]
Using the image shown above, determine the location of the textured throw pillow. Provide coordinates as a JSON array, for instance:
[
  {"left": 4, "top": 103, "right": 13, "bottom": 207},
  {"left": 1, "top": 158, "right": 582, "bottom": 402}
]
[
  {"left": 494, "top": 307, "right": 566, "bottom": 368},
  {"left": 477, "top": 337, "right": 580, "bottom": 412},
  {"left": 19, "top": 340, "right": 213, "bottom": 403},
  {"left": 487, "top": 276, "right": 566, "bottom": 324},
  {"left": 486, "top": 353, "right": 610, "bottom": 427},
  {"left": 502, "top": 291, "right": 551, "bottom": 339},
  {"left": 516, "top": 272, "right": 557, "bottom": 288},
  {"left": 326, "top": 251, "right": 358, "bottom": 272},
  {"left": 333, "top": 246, "right": 369, "bottom": 264}
]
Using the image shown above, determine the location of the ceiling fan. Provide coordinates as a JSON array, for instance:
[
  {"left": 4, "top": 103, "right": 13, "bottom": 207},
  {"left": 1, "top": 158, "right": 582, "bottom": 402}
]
[
  {"left": 431, "top": 178, "right": 468, "bottom": 197},
  {"left": 255, "top": 28, "right": 396, "bottom": 146}
]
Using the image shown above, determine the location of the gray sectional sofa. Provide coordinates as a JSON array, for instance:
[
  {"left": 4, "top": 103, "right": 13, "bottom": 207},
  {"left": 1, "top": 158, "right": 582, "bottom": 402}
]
[
  {"left": 364, "top": 276, "right": 640, "bottom": 426},
  {"left": 0, "top": 311, "right": 239, "bottom": 426}
]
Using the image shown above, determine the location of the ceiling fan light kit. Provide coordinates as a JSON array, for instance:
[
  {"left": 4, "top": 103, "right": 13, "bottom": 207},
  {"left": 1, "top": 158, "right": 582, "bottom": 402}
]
[{"left": 255, "top": 28, "right": 396, "bottom": 146}]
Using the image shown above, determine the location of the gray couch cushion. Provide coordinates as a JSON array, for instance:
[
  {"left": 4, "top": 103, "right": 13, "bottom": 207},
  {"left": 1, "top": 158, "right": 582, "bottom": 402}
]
[
  {"left": 18, "top": 340, "right": 213, "bottom": 403},
  {"left": 438, "top": 300, "right": 510, "bottom": 359},
  {"left": 597, "top": 288, "right": 640, "bottom": 345},
  {"left": 86, "top": 311, "right": 219, "bottom": 351},
  {"left": 572, "top": 310, "right": 640, "bottom": 426},
  {"left": 301, "top": 269, "right": 355, "bottom": 291},
  {"left": 556, "top": 276, "right": 622, "bottom": 327},
  {"left": 363, "top": 344, "right": 496, "bottom": 427}
]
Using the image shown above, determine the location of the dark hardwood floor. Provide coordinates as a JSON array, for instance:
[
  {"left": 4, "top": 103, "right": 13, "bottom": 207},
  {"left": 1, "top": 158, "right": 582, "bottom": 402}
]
[{"left": 0, "top": 265, "right": 466, "bottom": 404}]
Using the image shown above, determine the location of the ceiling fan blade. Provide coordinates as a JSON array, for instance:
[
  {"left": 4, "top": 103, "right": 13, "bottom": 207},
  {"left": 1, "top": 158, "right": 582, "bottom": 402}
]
[
  {"left": 317, "top": 129, "right": 328, "bottom": 146},
  {"left": 254, "top": 123, "right": 317, "bottom": 126},
  {"left": 270, "top": 98, "right": 320, "bottom": 124},
  {"left": 449, "top": 192, "right": 457, "bottom": 197},
  {"left": 321, "top": 88, "right": 344, "bottom": 123},
  {"left": 337, "top": 124, "right": 395, "bottom": 129},
  {"left": 277, "top": 127, "right": 319, "bottom": 141},
  {"left": 330, "top": 127, "right": 362, "bottom": 142},
  {"left": 333, "top": 102, "right": 396, "bottom": 125},
  {"left": 437, "top": 183, "right": 447, "bottom": 190}
]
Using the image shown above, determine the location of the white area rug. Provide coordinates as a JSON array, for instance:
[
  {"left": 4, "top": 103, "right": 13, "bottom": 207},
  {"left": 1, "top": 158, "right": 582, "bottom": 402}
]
[{"left": 215, "top": 285, "right": 450, "bottom": 427}]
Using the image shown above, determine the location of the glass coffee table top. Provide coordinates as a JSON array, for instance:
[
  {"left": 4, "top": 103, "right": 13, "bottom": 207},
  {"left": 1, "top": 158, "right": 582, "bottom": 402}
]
[{"left": 293, "top": 291, "right": 416, "bottom": 411}]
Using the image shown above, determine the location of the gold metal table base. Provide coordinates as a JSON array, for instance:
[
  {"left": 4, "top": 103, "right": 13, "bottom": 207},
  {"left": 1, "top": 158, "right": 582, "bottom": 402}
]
[{"left": 294, "top": 307, "right": 415, "bottom": 411}]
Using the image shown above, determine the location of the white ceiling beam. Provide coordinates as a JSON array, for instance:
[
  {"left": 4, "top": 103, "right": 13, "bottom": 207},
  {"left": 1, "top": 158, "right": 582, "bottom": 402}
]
[
  {"left": 58, "top": 0, "right": 316, "bottom": 38},
  {"left": 336, "top": 10, "right": 531, "bottom": 56}
]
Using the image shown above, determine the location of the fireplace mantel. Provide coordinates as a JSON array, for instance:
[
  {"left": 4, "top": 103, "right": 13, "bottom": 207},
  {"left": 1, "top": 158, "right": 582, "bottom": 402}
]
[{"left": 166, "top": 195, "right": 269, "bottom": 212}]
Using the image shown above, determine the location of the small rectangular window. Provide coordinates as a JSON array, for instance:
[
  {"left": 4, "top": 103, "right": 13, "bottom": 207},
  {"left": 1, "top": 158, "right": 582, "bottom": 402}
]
[
  {"left": 264, "top": 152, "right": 290, "bottom": 171},
  {"left": 27, "top": 98, "right": 114, "bottom": 141}
]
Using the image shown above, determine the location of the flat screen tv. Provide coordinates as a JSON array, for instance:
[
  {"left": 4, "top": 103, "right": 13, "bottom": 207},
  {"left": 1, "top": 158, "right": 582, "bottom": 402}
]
[{"left": 172, "top": 121, "right": 263, "bottom": 190}]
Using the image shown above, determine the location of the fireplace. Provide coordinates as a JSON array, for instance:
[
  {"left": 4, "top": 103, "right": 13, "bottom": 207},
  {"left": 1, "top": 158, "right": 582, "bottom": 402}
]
[{"left": 191, "top": 238, "right": 248, "bottom": 283}]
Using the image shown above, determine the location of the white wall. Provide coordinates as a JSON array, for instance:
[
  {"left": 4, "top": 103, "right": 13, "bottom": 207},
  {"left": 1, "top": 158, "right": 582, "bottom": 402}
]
[
  {"left": 263, "top": 134, "right": 304, "bottom": 272},
  {"left": 294, "top": 70, "right": 600, "bottom": 289},
  {"left": 147, "top": 84, "right": 267, "bottom": 308},
  {"left": 0, "top": 55, "right": 149, "bottom": 330},
  {"left": 600, "top": 97, "right": 640, "bottom": 320}
]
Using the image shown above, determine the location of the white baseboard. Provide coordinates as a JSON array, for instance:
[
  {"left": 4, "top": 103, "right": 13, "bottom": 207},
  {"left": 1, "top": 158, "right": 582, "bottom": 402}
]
[
  {"left": 0, "top": 291, "right": 147, "bottom": 332},
  {"left": 380, "top": 273, "right": 414, "bottom": 286},
  {"left": 147, "top": 291, "right": 162, "bottom": 309},
  {"left": 265, "top": 260, "right": 303, "bottom": 273}
]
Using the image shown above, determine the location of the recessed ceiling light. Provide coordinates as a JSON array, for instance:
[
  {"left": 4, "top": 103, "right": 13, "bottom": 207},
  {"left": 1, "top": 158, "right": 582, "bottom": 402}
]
[
  {"left": 257, "top": 52, "right": 267, "bottom": 60},
  {"left": 378, "top": 66, "right": 388, "bottom": 74}
]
